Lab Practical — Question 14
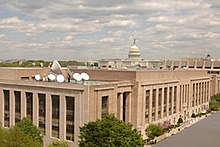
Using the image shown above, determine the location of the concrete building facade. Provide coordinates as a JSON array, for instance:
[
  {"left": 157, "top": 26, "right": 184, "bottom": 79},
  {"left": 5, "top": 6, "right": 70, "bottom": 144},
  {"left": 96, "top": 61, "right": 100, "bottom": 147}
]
[{"left": 0, "top": 67, "right": 219, "bottom": 146}]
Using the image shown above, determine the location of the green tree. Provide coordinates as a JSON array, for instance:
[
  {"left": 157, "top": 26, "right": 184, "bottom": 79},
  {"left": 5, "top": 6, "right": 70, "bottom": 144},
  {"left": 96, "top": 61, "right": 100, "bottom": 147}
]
[
  {"left": 146, "top": 124, "right": 163, "bottom": 141},
  {"left": 211, "top": 93, "right": 220, "bottom": 102},
  {"left": 0, "top": 125, "right": 6, "bottom": 145},
  {"left": 5, "top": 126, "right": 40, "bottom": 147},
  {"left": 48, "top": 140, "right": 69, "bottom": 147},
  {"left": 79, "top": 114, "right": 145, "bottom": 147},
  {"left": 16, "top": 117, "right": 43, "bottom": 145},
  {"left": 209, "top": 99, "right": 219, "bottom": 111}
]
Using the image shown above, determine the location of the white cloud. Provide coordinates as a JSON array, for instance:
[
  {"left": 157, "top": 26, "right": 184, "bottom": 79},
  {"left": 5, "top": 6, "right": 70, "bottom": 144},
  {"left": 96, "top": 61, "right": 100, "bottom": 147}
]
[
  {"left": 0, "top": 0, "right": 219, "bottom": 60},
  {"left": 0, "top": 34, "right": 8, "bottom": 40},
  {"left": 100, "top": 37, "right": 114, "bottom": 43},
  {"left": 64, "top": 35, "right": 73, "bottom": 41}
]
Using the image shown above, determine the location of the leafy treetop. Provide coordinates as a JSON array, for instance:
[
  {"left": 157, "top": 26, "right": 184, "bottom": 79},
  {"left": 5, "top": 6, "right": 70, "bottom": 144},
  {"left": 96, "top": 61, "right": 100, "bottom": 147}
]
[{"left": 79, "top": 114, "right": 145, "bottom": 147}]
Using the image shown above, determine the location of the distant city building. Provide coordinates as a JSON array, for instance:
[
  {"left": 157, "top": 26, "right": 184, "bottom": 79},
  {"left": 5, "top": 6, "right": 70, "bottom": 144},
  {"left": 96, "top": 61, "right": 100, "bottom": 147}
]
[
  {"left": 161, "top": 54, "right": 220, "bottom": 74},
  {"left": 98, "top": 41, "right": 220, "bottom": 75},
  {"left": 98, "top": 39, "right": 162, "bottom": 70}
]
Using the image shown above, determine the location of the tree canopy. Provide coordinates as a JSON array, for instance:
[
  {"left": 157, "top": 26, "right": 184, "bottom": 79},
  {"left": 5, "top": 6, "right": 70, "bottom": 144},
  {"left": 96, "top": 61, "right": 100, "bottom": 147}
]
[
  {"left": 0, "top": 125, "right": 41, "bottom": 147},
  {"left": 48, "top": 140, "right": 69, "bottom": 147},
  {"left": 16, "top": 117, "right": 43, "bottom": 144},
  {"left": 209, "top": 93, "right": 220, "bottom": 111},
  {"left": 79, "top": 114, "right": 145, "bottom": 147}
]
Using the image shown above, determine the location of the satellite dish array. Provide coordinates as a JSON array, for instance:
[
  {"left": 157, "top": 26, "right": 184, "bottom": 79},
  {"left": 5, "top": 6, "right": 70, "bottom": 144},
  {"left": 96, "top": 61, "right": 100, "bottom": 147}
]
[
  {"left": 73, "top": 72, "right": 90, "bottom": 83},
  {"left": 34, "top": 60, "right": 90, "bottom": 84}
]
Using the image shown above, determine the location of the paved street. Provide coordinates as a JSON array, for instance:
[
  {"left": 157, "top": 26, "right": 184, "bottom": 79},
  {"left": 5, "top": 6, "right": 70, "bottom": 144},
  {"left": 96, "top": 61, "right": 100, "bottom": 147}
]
[{"left": 155, "top": 111, "right": 220, "bottom": 147}]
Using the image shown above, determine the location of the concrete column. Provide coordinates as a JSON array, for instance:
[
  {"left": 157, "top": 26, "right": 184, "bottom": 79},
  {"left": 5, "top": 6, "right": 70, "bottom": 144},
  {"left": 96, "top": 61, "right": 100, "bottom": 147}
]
[
  {"left": 0, "top": 88, "right": 3, "bottom": 126},
  {"left": 194, "top": 60, "right": 197, "bottom": 69},
  {"left": 187, "top": 84, "right": 191, "bottom": 109},
  {"left": 142, "top": 89, "right": 146, "bottom": 125},
  {"left": 45, "top": 93, "right": 52, "bottom": 139},
  {"left": 21, "top": 91, "right": 26, "bottom": 119},
  {"left": 155, "top": 88, "right": 159, "bottom": 121},
  {"left": 208, "top": 81, "right": 211, "bottom": 101},
  {"left": 117, "top": 93, "right": 123, "bottom": 120},
  {"left": 202, "top": 61, "right": 205, "bottom": 69},
  {"left": 149, "top": 89, "right": 152, "bottom": 123},
  {"left": 176, "top": 85, "right": 180, "bottom": 114},
  {"left": 10, "top": 90, "right": 15, "bottom": 126},
  {"left": 161, "top": 87, "right": 164, "bottom": 118},
  {"left": 74, "top": 93, "right": 82, "bottom": 147},
  {"left": 97, "top": 91, "right": 102, "bottom": 119},
  {"left": 211, "top": 61, "right": 214, "bottom": 70},
  {"left": 33, "top": 92, "right": 39, "bottom": 126},
  {"left": 186, "top": 61, "right": 189, "bottom": 68},
  {"left": 59, "top": 94, "right": 66, "bottom": 140}
]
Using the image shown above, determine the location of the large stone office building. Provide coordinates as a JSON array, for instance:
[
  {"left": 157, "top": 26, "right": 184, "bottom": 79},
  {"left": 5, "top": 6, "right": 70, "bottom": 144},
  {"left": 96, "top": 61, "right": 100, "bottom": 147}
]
[{"left": 0, "top": 66, "right": 220, "bottom": 146}]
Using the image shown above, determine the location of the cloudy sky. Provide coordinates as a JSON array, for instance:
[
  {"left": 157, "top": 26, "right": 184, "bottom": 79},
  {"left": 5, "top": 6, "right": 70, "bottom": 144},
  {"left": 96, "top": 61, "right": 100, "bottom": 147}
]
[{"left": 0, "top": 0, "right": 219, "bottom": 61}]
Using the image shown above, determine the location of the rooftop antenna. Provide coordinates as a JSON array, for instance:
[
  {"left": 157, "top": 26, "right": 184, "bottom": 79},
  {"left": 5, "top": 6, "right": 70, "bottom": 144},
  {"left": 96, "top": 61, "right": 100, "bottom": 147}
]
[
  {"left": 48, "top": 73, "right": 56, "bottom": 81},
  {"left": 34, "top": 74, "right": 41, "bottom": 81},
  {"left": 57, "top": 74, "right": 65, "bottom": 83},
  {"left": 73, "top": 73, "right": 82, "bottom": 83},
  {"left": 51, "top": 60, "right": 62, "bottom": 75},
  {"left": 81, "top": 73, "right": 90, "bottom": 85}
]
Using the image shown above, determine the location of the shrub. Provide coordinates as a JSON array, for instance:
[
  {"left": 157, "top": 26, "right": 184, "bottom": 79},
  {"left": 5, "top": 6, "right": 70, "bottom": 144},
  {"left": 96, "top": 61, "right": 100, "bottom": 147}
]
[
  {"left": 146, "top": 124, "right": 163, "bottom": 141},
  {"left": 177, "top": 117, "right": 183, "bottom": 125}
]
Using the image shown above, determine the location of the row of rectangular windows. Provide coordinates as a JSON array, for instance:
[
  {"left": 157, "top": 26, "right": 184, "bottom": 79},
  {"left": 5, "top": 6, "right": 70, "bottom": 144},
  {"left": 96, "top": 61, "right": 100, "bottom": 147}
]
[
  {"left": 145, "top": 86, "right": 177, "bottom": 122},
  {"left": 3, "top": 90, "right": 75, "bottom": 142}
]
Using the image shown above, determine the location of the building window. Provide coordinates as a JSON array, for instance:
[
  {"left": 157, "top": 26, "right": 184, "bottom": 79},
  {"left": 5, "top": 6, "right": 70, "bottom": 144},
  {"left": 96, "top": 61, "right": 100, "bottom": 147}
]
[
  {"left": 179, "top": 85, "right": 182, "bottom": 112},
  {"left": 204, "top": 82, "right": 206, "bottom": 103},
  {"left": 158, "top": 88, "right": 162, "bottom": 119},
  {"left": 66, "top": 96, "right": 74, "bottom": 141},
  {"left": 199, "top": 83, "right": 201, "bottom": 105},
  {"left": 52, "top": 95, "right": 60, "bottom": 138},
  {"left": 102, "top": 96, "right": 108, "bottom": 118},
  {"left": 169, "top": 87, "right": 172, "bottom": 115},
  {"left": 207, "top": 82, "right": 209, "bottom": 102},
  {"left": 26, "top": 92, "right": 33, "bottom": 121},
  {"left": 38, "top": 93, "right": 46, "bottom": 135},
  {"left": 163, "top": 88, "right": 167, "bottom": 117},
  {"left": 152, "top": 89, "right": 156, "bottom": 121},
  {"left": 173, "top": 86, "right": 177, "bottom": 114},
  {"left": 192, "top": 84, "right": 195, "bottom": 107},
  {"left": 4, "top": 90, "right": 10, "bottom": 127},
  {"left": 195, "top": 83, "right": 199, "bottom": 106},
  {"left": 145, "top": 90, "right": 150, "bottom": 122},
  {"left": 14, "top": 91, "right": 21, "bottom": 123},
  {"left": 201, "top": 82, "right": 204, "bottom": 104}
]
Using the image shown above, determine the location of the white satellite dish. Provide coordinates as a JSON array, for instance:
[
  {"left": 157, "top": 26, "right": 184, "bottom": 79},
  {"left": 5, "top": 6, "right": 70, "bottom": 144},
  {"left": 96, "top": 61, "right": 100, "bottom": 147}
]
[
  {"left": 35, "top": 74, "right": 41, "bottom": 81},
  {"left": 81, "top": 73, "right": 90, "bottom": 81},
  {"left": 48, "top": 73, "right": 56, "bottom": 81},
  {"left": 73, "top": 73, "right": 82, "bottom": 81},
  {"left": 57, "top": 74, "right": 65, "bottom": 83},
  {"left": 51, "top": 60, "right": 62, "bottom": 75}
]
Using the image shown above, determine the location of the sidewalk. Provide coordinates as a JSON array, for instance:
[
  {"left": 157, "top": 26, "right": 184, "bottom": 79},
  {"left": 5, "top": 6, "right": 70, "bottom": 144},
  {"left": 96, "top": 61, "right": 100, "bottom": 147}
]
[{"left": 145, "top": 114, "right": 211, "bottom": 147}]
